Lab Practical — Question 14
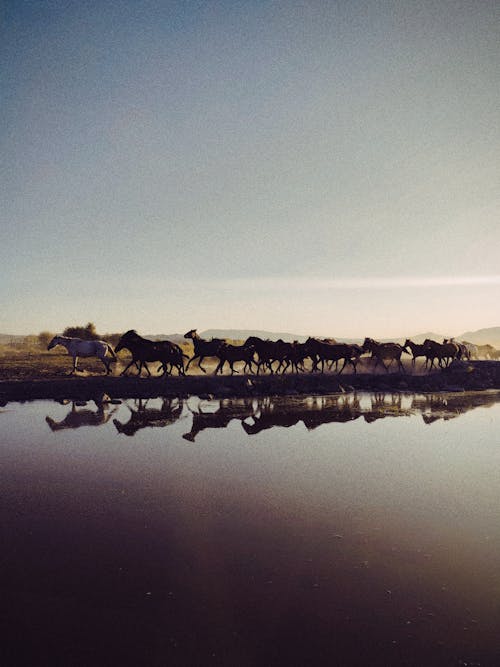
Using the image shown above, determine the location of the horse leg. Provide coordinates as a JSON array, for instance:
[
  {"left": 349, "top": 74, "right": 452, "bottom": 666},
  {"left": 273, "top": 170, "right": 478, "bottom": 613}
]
[
  {"left": 157, "top": 362, "right": 169, "bottom": 377},
  {"left": 100, "top": 355, "right": 111, "bottom": 374},
  {"left": 198, "top": 356, "right": 207, "bottom": 373},
  {"left": 72, "top": 355, "right": 79, "bottom": 373},
  {"left": 135, "top": 361, "right": 147, "bottom": 376},
  {"left": 337, "top": 358, "right": 348, "bottom": 375},
  {"left": 121, "top": 359, "right": 134, "bottom": 376}
]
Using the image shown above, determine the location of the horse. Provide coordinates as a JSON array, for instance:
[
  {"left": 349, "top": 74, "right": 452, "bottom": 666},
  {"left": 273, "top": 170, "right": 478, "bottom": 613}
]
[
  {"left": 361, "top": 338, "right": 405, "bottom": 373},
  {"left": 243, "top": 337, "right": 278, "bottom": 374},
  {"left": 305, "top": 338, "right": 361, "bottom": 374},
  {"left": 283, "top": 341, "right": 310, "bottom": 374},
  {"left": 47, "top": 335, "right": 116, "bottom": 374},
  {"left": 458, "top": 340, "right": 479, "bottom": 361},
  {"left": 423, "top": 339, "right": 460, "bottom": 370},
  {"left": 403, "top": 339, "right": 429, "bottom": 367},
  {"left": 115, "top": 330, "right": 186, "bottom": 376},
  {"left": 214, "top": 342, "right": 257, "bottom": 375},
  {"left": 184, "top": 329, "right": 225, "bottom": 373}
]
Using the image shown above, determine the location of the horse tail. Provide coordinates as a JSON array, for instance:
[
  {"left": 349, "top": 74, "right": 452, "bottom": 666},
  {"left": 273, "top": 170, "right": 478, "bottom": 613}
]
[{"left": 107, "top": 343, "right": 117, "bottom": 360}]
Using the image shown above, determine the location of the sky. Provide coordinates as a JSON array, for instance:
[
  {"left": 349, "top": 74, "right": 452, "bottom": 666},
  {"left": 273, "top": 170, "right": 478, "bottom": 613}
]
[{"left": 2, "top": 0, "right": 499, "bottom": 339}]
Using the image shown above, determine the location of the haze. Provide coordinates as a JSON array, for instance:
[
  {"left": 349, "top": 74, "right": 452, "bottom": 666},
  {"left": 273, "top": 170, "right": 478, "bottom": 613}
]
[{"left": 2, "top": 1, "right": 499, "bottom": 339}]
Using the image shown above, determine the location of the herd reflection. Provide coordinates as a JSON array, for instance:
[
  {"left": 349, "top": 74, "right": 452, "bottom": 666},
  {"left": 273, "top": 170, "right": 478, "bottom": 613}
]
[{"left": 42, "top": 391, "right": 500, "bottom": 438}]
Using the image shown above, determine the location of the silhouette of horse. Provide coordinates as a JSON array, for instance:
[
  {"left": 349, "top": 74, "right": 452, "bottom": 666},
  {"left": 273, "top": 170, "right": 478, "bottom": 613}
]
[
  {"left": 305, "top": 338, "right": 361, "bottom": 374},
  {"left": 362, "top": 338, "right": 405, "bottom": 373},
  {"left": 242, "top": 337, "right": 278, "bottom": 374},
  {"left": 47, "top": 335, "right": 116, "bottom": 374},
  {"left": 403, "top": 339, "right": 429, "bottom": 367},
  {"left": 423, "top": 339, "right": 460, "bottom": 369},
  {"left": 115, "top": 330, "right": 186, "bottom": 376},
  {"left": 214, "top": 343, "right": 257, "bottom": 375},
  {"left": 184, "top": 329, "right": 225, "bottom": 373},
  {"left": 283, "top": 341, "right": 310, "bottom": 374}
]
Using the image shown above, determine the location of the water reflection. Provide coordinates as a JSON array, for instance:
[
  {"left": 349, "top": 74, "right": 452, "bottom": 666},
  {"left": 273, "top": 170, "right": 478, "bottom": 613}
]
[
  {"left": 112, "top": 397, "right": 184, "bottom": 436},
  {"left": 3, "top": 392, "right": 500, "bottom": 666},
  {"left": 45, "top": 398, "right": 118, "bottom": 431},
  {"left": 183, "top": 397, "right": 255, "bottom": 441},
  {"left": 42, "top": 391, "right": 500, "bottom": 438}
]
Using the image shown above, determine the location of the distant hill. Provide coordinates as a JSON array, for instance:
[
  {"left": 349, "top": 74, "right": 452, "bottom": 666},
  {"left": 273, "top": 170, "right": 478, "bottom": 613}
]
[
  {"left": 146, "top": 333, "right": 186, "bottom": 345},
  {"left": 2, "top": 326, "right": 500, "bottom": 348},
  {"left": 403, "top": 332, "right": 446, "bottom": 345},
  {"left": 457, "top": 327, "right": 500, "bottom": 347}
]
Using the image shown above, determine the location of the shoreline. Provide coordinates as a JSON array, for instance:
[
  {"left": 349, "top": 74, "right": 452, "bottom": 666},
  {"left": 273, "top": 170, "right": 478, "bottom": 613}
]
[{"left": 1, "top": 361, "right": 499, "bottom": 402}]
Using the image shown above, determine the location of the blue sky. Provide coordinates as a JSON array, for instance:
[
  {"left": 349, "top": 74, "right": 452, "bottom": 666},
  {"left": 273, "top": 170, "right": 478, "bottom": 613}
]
[{"left": 2, "top": 0, "right": 499, "bottom": 338}]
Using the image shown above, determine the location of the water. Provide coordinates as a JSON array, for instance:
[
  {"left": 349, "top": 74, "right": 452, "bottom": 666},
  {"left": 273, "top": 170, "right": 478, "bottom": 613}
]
[{"left": 2, "top": 391, "right": 500, "bottom": 666}]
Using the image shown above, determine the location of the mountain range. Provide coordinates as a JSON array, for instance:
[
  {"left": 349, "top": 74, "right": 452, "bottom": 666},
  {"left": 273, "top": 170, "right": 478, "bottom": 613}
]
[
  {"left": 149, "top": 327, "right": 500, "bottom": 348},
  {"left": 2, "top": 327, "right": 500, "bottom": 348}
]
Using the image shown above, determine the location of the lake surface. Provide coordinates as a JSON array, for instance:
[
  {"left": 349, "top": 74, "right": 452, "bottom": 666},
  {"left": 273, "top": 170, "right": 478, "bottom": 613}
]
[{"left": 2, "top": 391, "right": 500, "bottom": 666}]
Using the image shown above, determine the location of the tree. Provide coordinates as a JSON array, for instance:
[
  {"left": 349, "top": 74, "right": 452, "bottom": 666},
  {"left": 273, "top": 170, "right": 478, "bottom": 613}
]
[{"left": 62, "top": 322, "right": 99, "bottom": 340}]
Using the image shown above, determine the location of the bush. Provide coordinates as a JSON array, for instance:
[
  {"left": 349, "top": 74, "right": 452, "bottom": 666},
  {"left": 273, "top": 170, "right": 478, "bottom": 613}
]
[{"left": 62, "top": 322, "right": 99, "bottom": 340}]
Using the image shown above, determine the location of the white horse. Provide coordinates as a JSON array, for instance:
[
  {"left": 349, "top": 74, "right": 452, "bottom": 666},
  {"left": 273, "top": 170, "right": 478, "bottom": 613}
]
[{"left": 47, "top": 335, "right": 116, "bottom": 374}]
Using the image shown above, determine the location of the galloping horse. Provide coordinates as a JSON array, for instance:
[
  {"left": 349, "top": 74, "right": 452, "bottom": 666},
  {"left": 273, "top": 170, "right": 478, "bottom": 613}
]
[
  {"left": 214, "top": 342, "right": 257, "bottom": 375},
  {"left": 115, "top": 330, "right": 186, "bottom": 376},
  {"left": 362, "top": 338, "right": 405, "bottom": 373},
  {"left": 305, "top": 338, "right": 362, "bottom": 374},
  {"left": 403, "top": 339, "right": 429, "bottom": 367},
  {"left": 47, "top": 335, "right": 116, "bottom": 374},
  {"left": 184, "top": 329, "right": 225, "bottom": 373},
  {"left": 423, "top": 339, "right": 460, "bottom": 369}
]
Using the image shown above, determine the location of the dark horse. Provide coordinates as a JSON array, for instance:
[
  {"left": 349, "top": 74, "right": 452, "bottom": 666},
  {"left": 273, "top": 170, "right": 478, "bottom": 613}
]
[
  {"left": 115, "top": 330, "right": 186, "bottom": 376},
  {"left": 184, "top": 329, "right": 225, "bottom": 373}
]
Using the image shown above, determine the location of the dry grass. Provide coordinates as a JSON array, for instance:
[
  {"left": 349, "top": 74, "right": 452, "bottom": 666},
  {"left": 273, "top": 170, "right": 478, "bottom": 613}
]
[{"left": 0, "top": 341, "right": 212, "bottom": 379}]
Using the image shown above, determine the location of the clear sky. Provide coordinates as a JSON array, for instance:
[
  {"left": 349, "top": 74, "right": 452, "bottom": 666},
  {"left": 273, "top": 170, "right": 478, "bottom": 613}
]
[{"left": 2, "top": 0, "right": 499, "bottom": 339}]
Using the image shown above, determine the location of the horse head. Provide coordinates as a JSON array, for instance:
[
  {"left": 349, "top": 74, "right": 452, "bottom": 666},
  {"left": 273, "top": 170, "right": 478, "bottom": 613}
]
[
  {"left": 361, "top": 337, "right": 374, "bottom": 352},
  {"left": 115, "top": 330, "right": 137, "bottom": 353},
  {"left": 47, "top": 335, "right": 61, "bottom": 350},
  {"left": 184, "top": 329, "right": 197, "bottom": 340}
]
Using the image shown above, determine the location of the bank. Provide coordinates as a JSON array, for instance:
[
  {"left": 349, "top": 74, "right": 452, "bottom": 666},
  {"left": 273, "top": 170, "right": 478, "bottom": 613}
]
[{"left": 1, "top": 360, "right": 499, "bottom": 403}]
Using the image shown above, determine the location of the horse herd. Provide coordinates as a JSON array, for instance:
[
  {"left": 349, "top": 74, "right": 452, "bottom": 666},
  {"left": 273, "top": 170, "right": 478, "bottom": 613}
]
[{"left": 47, "top": 330, "right": 480, "bottom": 376}]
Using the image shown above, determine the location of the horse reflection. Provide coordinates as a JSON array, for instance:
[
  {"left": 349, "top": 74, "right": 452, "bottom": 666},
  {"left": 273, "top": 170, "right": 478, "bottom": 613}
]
[
  {"left": 46, "top": 398, "right": 118, "bottom": 431},
  {"left": 302, "top": 394, "right": 362, "bottom": 430},
  {"left": 408, "top": 392, "right": 497, "bottom": 424},
  {"left": 113, "top": 398, "right": 184, "bottom": 436},
  {"left": 363, "top": 392, "right": 409, "bottom": 423},
  {"left": 182, "top": 397, "right": 256, "bottom": 442},
  {"left": 242, "top": 395, "right": 363, "bottom": 435}
]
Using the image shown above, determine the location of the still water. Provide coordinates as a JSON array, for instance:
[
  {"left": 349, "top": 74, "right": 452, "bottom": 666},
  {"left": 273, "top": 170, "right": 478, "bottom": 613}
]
[{"left": 2, "top": 391, "right": 500, "bottom": 666}]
